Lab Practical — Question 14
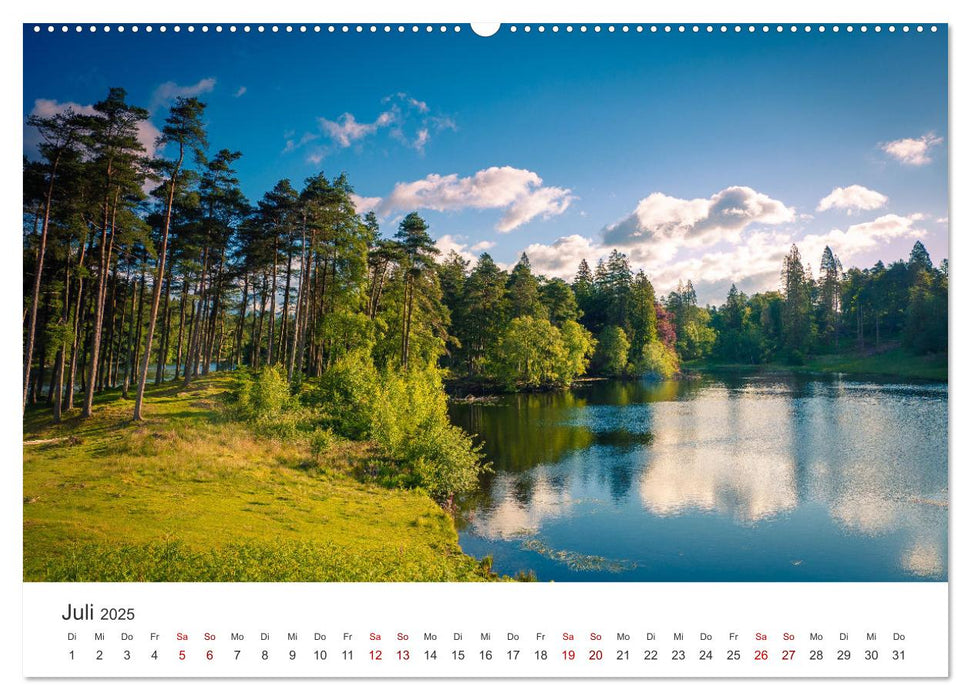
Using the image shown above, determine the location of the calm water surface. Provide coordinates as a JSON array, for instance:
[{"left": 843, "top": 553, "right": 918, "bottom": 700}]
[{"left": 449, "top": 372, "right": 948, "bottom": 582}]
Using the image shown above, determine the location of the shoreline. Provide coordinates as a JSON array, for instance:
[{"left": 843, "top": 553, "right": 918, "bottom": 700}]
[{"left": 446, "top": 347, "right": 947, "bottom": 400}]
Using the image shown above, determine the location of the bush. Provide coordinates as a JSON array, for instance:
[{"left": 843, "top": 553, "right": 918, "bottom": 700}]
[
  {"left": 233, "top": 366, "right": 293, "bottom": 421},
  {"left": 371, "top": 365, "right": 489, "bottom": 508},
  {"left": 309, "top": 427, "right": 338, "bottom": 459},
  {"left": 638, "top": 340, "right": 680, "bottom": 379},
  {"left": 302, "top": 350, "right": 378, "bottom": 439}
]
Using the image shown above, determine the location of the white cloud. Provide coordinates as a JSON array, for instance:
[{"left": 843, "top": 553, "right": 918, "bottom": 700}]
[
  {"left": 150, "top": 77, "right": 216, "bottom": 112},
  {"left": 412, "top": 128, "right": 430, "bottom": 153},
  {"left": 27, "top": 97, "right": 160, "bottom": 157},
  {"left": 798, "top": 213, "right": 927, "bottom": 267},
  {"left": 353, "top": 166, "right": 573, "bottom": 232},
  {"left": 520, "top": 212, "right": 927, "bottom": 304},
  {"left": 30, "top": 98, "right": 97, "bottom": 119},
  {"left": 817, "top": 185, "right": 888, "bottom": 214},
  {"left": 313, "top": 93, "right": 454, "bottom": 154},
  {"left": 882, "top": 132, "right": 943, "bottom": 166},
  {"left": 234, "top": 86, "right": 247, "bottom": 98},
  {"left": 349, "top": 193, "right": 382, "bottom": 212},
  {"left": 385, "top": 92, "right": 429, "bottom": 114},
  {"left": 135, "top": 120, "right": 162, "bottom": 158},
  {"left": 319, "top": 112, "right": 384, "bottom": 147},
  {"left": 602, "top": 186, "right": 795, "bottom": 262},
  {"left": 470, "top": 240, "right": 495, "bottom": 253},
  {"left": 520, "top": 234, "right": 604, "bottom": 279},
  {"left": 434, "top": 235, "right": 495, "bottom": 264},
  {"left": 283, "top": 132, "right": 320, "bottom": 154}
]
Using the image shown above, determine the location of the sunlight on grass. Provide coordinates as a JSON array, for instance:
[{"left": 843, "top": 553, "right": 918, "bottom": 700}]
[{"left": 23, "top": 375, "right": 493, "bottom": 582}]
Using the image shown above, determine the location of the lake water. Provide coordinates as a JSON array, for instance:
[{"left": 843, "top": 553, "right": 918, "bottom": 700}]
[{"left": 448, "top": 372, "right": 948, "bottom": 582}]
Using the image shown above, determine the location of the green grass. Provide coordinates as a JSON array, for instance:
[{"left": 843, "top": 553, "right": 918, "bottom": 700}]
[
  {"left": 23, "top": 375, "right": 494, "bottom": 582},
  {"left": 798, "top": 347, "right": 947, "bottom": 381},
  {"left": 686, "top": 346, "right": 947, "bottom": 382}
]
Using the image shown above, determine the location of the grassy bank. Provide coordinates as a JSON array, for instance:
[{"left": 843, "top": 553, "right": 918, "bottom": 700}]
[
  {"left": 684, "top": 346, "right": 947, "bottom": 382},
  {"left": 23, "top": 375, "right": 493, "bottom": 582}
]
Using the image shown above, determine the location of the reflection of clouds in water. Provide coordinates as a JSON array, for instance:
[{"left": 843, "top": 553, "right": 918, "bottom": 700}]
[
  {"left": 902, "top": 540, "right": 945, "bottom": 578},
  {"left": 470, "top": 470, "right": 575, "bottom": 540},
  {"left": 639, "top": 448, "right": 797, "bottom": 522},
  {"left": 638, "top": 394, "right": 798, "bottom": 523},
  {"left": 632, "top": 386, "right": 946, "bottom": 576},
  {"left": 460, "top": 376, "right": 947, "bottom": 580},
  {"left": 812, "top": 461, "right": 947, "bottom": 578}
]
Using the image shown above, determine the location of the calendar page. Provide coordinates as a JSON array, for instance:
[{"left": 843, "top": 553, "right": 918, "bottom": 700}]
[{"left": 18, "top": 5, "right": 953, "bottom": 689}]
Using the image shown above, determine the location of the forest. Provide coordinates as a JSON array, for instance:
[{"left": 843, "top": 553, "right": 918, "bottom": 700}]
[{"left": 24, "top": 89, "right": 948, "bottom": 508}]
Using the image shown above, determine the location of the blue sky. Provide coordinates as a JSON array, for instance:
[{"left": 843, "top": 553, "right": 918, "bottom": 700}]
[{"left": 24, "top": 24, "right": 948, "bottom": 303}]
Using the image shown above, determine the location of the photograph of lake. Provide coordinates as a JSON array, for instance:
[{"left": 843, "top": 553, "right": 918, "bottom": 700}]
[
  {"left": 451, "top": 373, "right": 948, "bottom": 581},
  {"left": 22, "top": 24, "right": 946, "bottom": 584}
]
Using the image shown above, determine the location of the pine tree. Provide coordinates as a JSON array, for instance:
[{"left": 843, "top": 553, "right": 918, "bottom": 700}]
[
  {"left": 133, "top": 97, "right": 208, "bottom": 421},
  {"left": 628, "top": 270, "right": 658, "bottom": 362},
  {"left": 23, "top": 109, "right": 84, "bottom": 413},
  {"left": 539, "top": 278, "right": 580, "bottom": 326},
  {"left": 80, "top": 88, "right": 150, "bottom": 418},
  {"left": 458, "top": 253, "right": 509, "bottom": 375},
  {"left": 817, "top": 246, "right": 842, "bottom": 351},
  {"left": 780, "top": 244, "right": 814, "bottom": 360},
  {"left": 507, "top": 252, "right": 544, "bottom": 319},
  {"left": 395, "top": 212, "right": 439, "bottom": 368}
]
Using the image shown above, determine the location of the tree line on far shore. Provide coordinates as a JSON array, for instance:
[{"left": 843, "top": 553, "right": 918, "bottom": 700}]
[{"left": 435, "top": 237, "right": 946, "bottom": 388}]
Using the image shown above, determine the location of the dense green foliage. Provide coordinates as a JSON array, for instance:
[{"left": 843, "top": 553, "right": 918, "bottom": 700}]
[
  {"left": 638, "top": 339, "right": 681, "bottom": 379},
  {"left": 370, "top": 366, "right": 488, "bottom": 508},
  {"left": 594, "top": 326, "right": 631, "bottom": 377},
  {"left": 705, "top": 242, "right": 948, "bottom": 366},
  {"left": 486, "top": 316, "right": 596, "bottom": 390},
  {"left": 22, "top": 88, "right": 948, "bottom": 585}
]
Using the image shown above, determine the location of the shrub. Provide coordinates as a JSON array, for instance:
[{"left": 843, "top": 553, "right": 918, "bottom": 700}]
[
  {"left": 309, "top": 427, "right": 337, "bottom": 459},
  {"left": 371, "top": 365, "right": 489, "bottom": 508},
  {"left": 303, "top": 350, "right": 378, "bottom": 439},
  {"left": 638, "top": 340, "right": 680, "bottom": 379},
  {"left": 232, "top": 366, "right": 293, "bottom": 420}
]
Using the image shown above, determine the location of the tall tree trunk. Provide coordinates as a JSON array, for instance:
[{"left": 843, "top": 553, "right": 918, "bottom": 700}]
[
  {"left": 51, "top": 258, "right": 73, "bottom": 423},
  {"left": 35, "top": 297, "right": 49, "bottom": 403},
  {"left": 252, "top": 274, "right": 268, "bottom": 370},
  {"left": 235, "top": 273, "right": 249, "bottom": 368},
  {"left": 182, "top": 298, "right": 198, "bottom": 380},
  {"left": 155, "top": 272, "right": 173, "bottom": 384},
  {"left": 104, "top": 257, "right": 122, "bottom": 388},
  {"left": 202, "top": 250, "right": 225, "bottom": 374},
  {"left": 100, "top": 255, "right": 120, "bottom": 391},
  {"left": 183, "top": 247, "right": 211, "bottom": 384},
  {"left": 82, "top": 186, "right": 118, "bottom": 418},
  {"left": 66, "top": 227, "right": 96, "bottom": 410},
  {"left": 133, "top": 146, "right": 184, "bottom": 420},
  {"left": 280, "top": 241, "right": 293, "bottom": 369},
  {"left": 267, "top": 234, "right": 279, "bottom": 366},
  {"left": 111, "top": 268, "right": 130, "bottom": 389},
  {"left": 23, "top": 152, "right": 61, "bottom": 412},
  {"left": 123, "top": 261, "right": 147, "bottom": 399},
  {"left": 288, "top": 227, "right": 308, "bottom": 381},
  {"left": 175, "top": 276, "right": 189, "bottom": 378}
]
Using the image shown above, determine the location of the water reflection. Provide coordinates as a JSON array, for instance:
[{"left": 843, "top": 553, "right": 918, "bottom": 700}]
[{"left": 449, "top": 373, "right": 948, "bottom": 581}]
